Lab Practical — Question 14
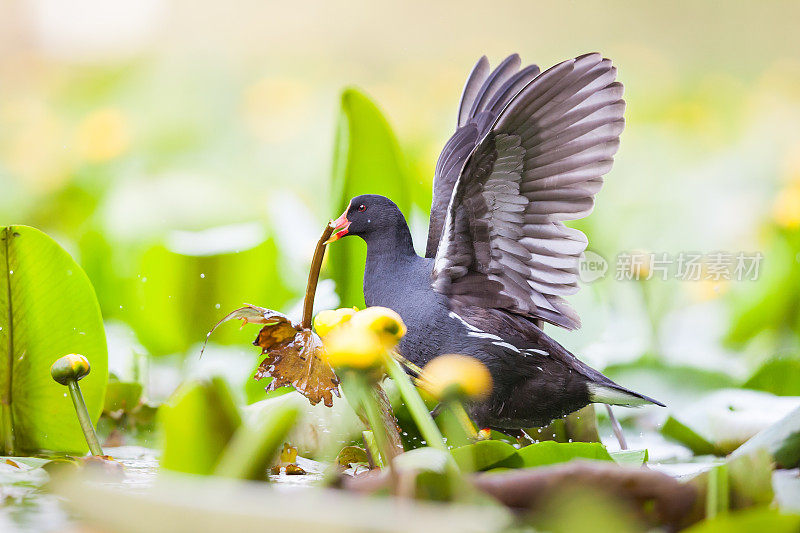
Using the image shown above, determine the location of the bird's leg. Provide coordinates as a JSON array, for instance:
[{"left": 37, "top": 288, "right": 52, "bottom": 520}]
[
  {"left": 429, "top": 402, "right": 444, "bottom": 418},
  {"left": 605, "top": 404, "right": 628, "bottom": 450}
]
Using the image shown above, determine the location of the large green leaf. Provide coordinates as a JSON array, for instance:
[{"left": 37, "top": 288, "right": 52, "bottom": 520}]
[
  {"left": 515, "top": 441, "right": 612, "bottom": 467},
  {"left": 0, "top": 226, "right": 108, "bottom": 455},
  {"left": 732, "top": 405, "right": 800, "bottom": 468},
  {"left": 451, "top": 440, "right": 521, "bottom": 472},
  {"left": 661, "top": 415, "right": 722, "bottom": 455},
  {"left": 158, "top": 377, "right": 242, "bottom": 475},
  {"left": 328, "top": 88, "right": 411, "bottom": 308},
  {"left": 124, "top": 233, "right": 292, "bottom": 356},
  {"left": 726, "top": 229, "right": 800, "bottom": 348},
  {"left": 743, "top": 357, "right": 800, "bottom": 396}
]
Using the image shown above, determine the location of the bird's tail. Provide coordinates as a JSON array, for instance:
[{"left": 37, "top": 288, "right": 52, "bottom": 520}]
[{"left": 586, "top": 379, "right": 665, "bottom": 407}]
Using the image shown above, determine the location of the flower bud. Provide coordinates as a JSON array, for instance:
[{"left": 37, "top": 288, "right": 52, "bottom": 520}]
[
  {"left": 422, "top": 354, "right": 492, "bottom": 401},
  {"left": 323, "top": 326, "right": 385, "bottom": 371},
  {"left": 50, "top": 354, "right": 91, "bottom": 386},
  {"left": 348, "top": 306, "right": 406, "bottom": 349},
  {"left": 313, "top": 307, "right": 358, "bottom": 337}
]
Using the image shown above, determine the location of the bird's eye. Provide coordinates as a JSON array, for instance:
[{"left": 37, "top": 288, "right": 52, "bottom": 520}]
[{"left": 357, "top": 204, "right": 367, "bottom": 212}]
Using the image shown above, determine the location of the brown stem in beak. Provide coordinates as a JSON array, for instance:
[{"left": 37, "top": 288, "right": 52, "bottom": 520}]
[{"left": 301, "top": 222, "right": 335, "bottom": 329}]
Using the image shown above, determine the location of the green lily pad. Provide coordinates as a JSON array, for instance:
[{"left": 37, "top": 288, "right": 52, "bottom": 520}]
[
  {"left": 661, "top": 389, "right": 800, "bottom": 456},
  {"left": 0, "top": 226, "right": 108, "bottom": 455},
  {"left": 451, "top": 440, "right": 521, "bottom": 472},
  {"left": 515, "top": 441, "right": 612, "bottom": 467},
  {"left": 609, "top": 449, "right": 649, "bottom": 466}
]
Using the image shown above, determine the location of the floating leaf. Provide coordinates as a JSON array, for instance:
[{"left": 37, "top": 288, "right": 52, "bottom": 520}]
[
  {"left": 610, "top": 449, "right": 649, "bottom": 466},
  {"left": 336, "top": 446, "right": 368, "bottom": 468},
  {"left": 515, "top": 441, "right": 612, "bottom": 468},
  {"left": 451, "top": 440, "right": 521, "bottom": 472}
]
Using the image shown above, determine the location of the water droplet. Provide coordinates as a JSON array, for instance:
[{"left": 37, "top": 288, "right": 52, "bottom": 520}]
[
  {"left": 141, "top": 277, "right": 147, "bottom": 283},
  {"left": 200, "top": 273, "right": 205, "bottom": 279},
  {"left": 8, "top": 270, "right": 13, "bottom": 275},
  {"left": 215, "top": 303, "right": 221, "bottom": 309}
]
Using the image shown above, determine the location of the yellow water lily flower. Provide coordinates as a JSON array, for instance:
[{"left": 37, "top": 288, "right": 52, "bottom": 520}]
[
  {"left": 348, "top": 306, "right": 407, "bottom": 349},
  {"left": 50, "top": 353, "right": 91, "bottom": 385},
  {"left": 322, "top": 326, "right": 385, "bottom": 371},
  {"left": 422, "top": 354, "right": 492, "bottom": 401},
  {"left": 313, "top": 307, "right": 358, "bottom": 337}
]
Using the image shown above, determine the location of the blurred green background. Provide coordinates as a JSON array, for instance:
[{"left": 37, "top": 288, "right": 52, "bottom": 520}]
[{"left": 1, "top": 0, "right": 800, "bottom": 409}]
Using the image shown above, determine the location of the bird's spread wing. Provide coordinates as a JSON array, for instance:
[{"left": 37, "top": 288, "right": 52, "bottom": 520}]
[
  {"left": 425, "top": 54, "right": 540, "bottom": 258},
  {"left": 431, "top": 53, "right": 625, "bottom": 330}
]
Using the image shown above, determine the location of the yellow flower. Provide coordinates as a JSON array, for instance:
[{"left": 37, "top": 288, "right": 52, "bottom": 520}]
[
  {"left": 422, "top": 354, "right": 492, "bottom": 401},
  {"left": 773, "top": 185, "right": 800, "bottom": 229},
  {"left": 76, "top": 108, "right": 130, "bottom": 163},
  {"left": 323, "top": 326, "right": 385, "bottom": 371},
  {"left": 50, "top": 354, "right": 91, "bottom": 385},
  {"left": 348, "top": 306, "right": 406, "bottom": 349},
  {"left": 313, "top": 307, "right": 358, "bottom": 337}
]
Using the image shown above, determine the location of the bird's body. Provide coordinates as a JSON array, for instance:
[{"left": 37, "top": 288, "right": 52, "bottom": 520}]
[{"left": 329, "top": 53, "right": 663, "bottom": 429}]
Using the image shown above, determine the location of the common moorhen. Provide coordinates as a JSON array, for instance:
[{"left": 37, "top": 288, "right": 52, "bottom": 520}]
[{"left": 327, "top": 53, "right": 664, "bottom": 429}]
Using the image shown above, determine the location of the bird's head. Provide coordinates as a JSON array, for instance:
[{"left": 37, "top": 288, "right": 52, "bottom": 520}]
[{"left": 326, "top": 194, "right": 406, "bottom": 244}]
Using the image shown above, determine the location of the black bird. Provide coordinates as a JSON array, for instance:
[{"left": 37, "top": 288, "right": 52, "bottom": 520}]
[{"left": 327, "top": 53, "right": 663, "bottom": 430}]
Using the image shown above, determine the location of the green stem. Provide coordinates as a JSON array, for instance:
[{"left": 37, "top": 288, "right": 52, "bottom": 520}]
[
  {"left": 385, "top": 357, "right": 447, "bottom": 451},
  {"left": 444, "top": 400, "right": 476, "bottom": 447},
  {"left": 361, "top": 430, "right": 383, "bottom": 468},
  {"left": 213, "top": 407, "right": 299, "bottom": 480},
  {"left": 301, "top": 223, "right": 334, "bottom": 329},
  {"left": 706, "top": 463, "right": 729, "bottom": 519},
  {"left": 67, "top": 381, "right": 103, "bottom": 456},
  {"left": 357, "top": 379, "right": 393, "bottom": 466}
]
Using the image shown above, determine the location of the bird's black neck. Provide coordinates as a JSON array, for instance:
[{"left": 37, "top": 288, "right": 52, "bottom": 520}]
[{"left": 363, "top": 218, "right": 417, "bottom": 259}]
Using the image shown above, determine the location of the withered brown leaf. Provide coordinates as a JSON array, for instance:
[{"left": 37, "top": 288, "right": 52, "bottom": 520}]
[
  {"left": 202, "top": 304, "right": 340, "bottom": 407},
  {"left": 254, "top": 327, "right": 340, "bottom": 407}
]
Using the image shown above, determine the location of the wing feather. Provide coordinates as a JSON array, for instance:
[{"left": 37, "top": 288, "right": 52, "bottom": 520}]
[
  {"left": 426, "top": 54, "right": 540, "bottom": 257},
  {"left": 431, "top": 53, "right": 625, "bottom": 329}
]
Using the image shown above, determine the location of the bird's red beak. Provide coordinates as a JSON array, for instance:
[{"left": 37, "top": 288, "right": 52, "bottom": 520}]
[{"left": 325, "top": 210, "right": 350, "bottom": 244}]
